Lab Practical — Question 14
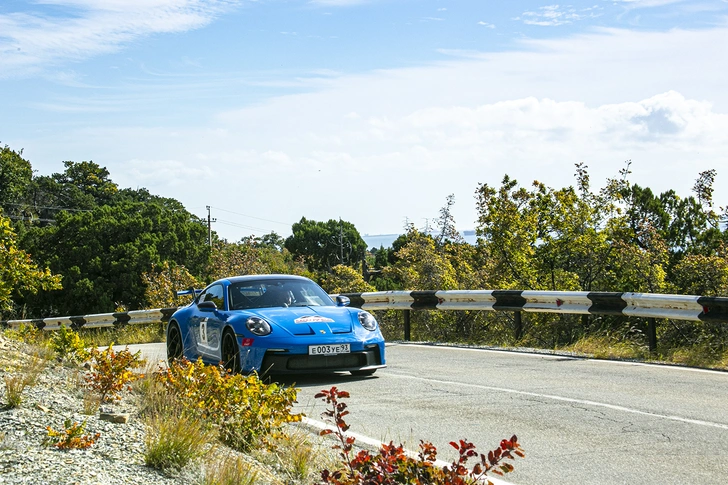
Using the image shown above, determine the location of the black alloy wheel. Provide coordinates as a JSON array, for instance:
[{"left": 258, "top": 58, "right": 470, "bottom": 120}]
[
  {"left": 222, "top": 330, "right": 241, "bottom": 374},
  {"left": 166, "top": 323, "right": 184, "bottom": 363}
]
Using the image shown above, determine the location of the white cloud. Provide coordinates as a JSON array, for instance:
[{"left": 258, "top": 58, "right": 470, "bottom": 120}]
[
  {"left": 0, "top": 0, "right": 242, "bottom": 77},
  {"left": 16, "top": 25, "right": 728, "bottom": 239},
  {"left": 614, "top": 0, "right": 687, "bottom": 7},
  {"left": 478, "top": 21, "right": 496, "bottom": 28},
  {"left": 516, "top": 4, "right": 600, "bottom": 26}
]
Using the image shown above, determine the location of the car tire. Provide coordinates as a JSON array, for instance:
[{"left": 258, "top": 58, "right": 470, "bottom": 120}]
[
  {"left": 350, "top": 369, "right": 376, "bottom": 377},
  {"left": 222, "top": 330, "right": 241, "bottom": 374},
  {"left": 166, "top": 322, "right": 184, "bottom": 363}
]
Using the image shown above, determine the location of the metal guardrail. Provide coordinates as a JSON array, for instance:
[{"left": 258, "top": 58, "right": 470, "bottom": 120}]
[
  {"left": 340, "top": 290, "right": 728, "bottom": 322},
  {"left": 1, "top": 308, "right": 179, "bottom": 331},
  {"left": 340, "top": 290, "right": 728, "bottom": 351},
  {"left": 3, "top": 290, "right": 727, "bottom": 351}
]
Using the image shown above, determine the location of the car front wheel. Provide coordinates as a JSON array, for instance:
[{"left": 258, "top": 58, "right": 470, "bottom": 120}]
[{"left": 222, "top": 330, "right": 241, "bottom": 374}]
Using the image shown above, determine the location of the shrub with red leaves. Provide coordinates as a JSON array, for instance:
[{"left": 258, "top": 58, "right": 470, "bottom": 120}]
[{"left": 315, "top": 386, "right": 524, "bottom": 485}]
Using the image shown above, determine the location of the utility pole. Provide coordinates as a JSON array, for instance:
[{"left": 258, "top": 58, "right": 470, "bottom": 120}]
[
  {"left": 205, "top": 206, "right": 216, "bottom": 247},
  {"left": 339, "top": 218, "right": 344, "bottom": 264}
]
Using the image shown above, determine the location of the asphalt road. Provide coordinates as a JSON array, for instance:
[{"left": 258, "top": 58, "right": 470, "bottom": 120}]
[{"left": 134, "top": 342, "right": 728, "bottom": 485}]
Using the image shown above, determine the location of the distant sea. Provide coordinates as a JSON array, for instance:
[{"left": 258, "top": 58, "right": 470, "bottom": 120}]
[{"left": 362, "top": 230, "right": 478, "bottom": 249}]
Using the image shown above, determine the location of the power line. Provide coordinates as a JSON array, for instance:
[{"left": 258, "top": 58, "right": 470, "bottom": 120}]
[
  {"left": 216, "top": 219, "right": 269, "bottom": 233},
  {"left": 209, "top": 206, "right": 291, "bottom": 226}
]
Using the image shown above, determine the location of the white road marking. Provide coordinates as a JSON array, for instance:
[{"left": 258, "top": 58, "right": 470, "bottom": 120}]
[
  {"left": 397, "top": 343, "right": 728, "bottom": 375},
  {"left": 302, "top": 417, "right": 517, "bottom": 485},
  {"left": 385, "top": 373, "right": 728, "bottom": 431}
]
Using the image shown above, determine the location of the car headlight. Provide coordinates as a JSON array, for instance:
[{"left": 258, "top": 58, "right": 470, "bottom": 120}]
[
  {"left": 358, "top": 311, "right": 378, "bottom": 331},
  {"left": 246, "top": 316, "right": 271, "bottom": 336}
]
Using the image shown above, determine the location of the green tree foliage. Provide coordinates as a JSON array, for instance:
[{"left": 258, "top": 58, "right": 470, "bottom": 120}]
[
  {"left": 319, "top": 264, "right": 376, "bottom": 294},
  {"left": 142, "top": 261, "right": 205, "bottom": 309},
  {"left": 0, "top": 145, "right": 34, "bottom": 220},
  {"left": 670, "top": 244, "right": 728, "bottom": 296},
  {"left": 19, "top": 200, "right": 209, "bottom": 316},
  {"left": 0, "top": 215, "right": 61, "bottom": 314},
  {"left": 383, "top": 226, "right": 458, "bottom": 291},
  {"left": 285, "top": 217, "right": 367, "bottom": 272},
  {"left": 207, "top": 234, "right": 309, "bottom": 282}
]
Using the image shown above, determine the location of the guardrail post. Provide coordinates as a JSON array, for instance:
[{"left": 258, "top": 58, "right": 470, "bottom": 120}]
[
  {"left": 403, "top": 310, "right": 411, "bottom": 341},
  {"left": 647, "top": 317, "right": 657, "bottom": 352},
  {"left": 514, "top": 311, "right": 523, "bottom": 341}
]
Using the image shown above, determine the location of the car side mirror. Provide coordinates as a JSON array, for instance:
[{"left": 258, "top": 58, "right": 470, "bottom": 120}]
[
  {"left": 197, "top": 300, "right": 217, "bottom": 311},
  {"left": 336, "top": 295, "right": 351, "bottom": 307}
]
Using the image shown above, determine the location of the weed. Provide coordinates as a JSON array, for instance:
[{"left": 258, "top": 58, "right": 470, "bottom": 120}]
[
  {"left": 2, "top": 353, "right": 47, "bottom": 409},
  {"left": 49, "top": 325, "right": 89, "bottom": 364},
  {"left": 81, "top": 390, "right": 102, "bottom": 415},
  {"left": 144, "top": 410, "right": 214, "bottom": 471},
  {"left": 665, "top": 344, "right": 728, "bottom": 369},
  {"left": 85, "top": 343, "right": 146, "bottom": 403},
  {"left": 156, "top": 358, "right": 301, "bottom": 452},
  {"left": 316, "top": 386, "right": 524, "bottom": 485},
  {"left": 79, "top": 323, "right": 165, "bottom": 348},
  {"left": 200, "top": 454, "right": 259, "bottom": 485},
  {"left": 565, "top": 335, "right": 648, "bottom": 360},
  {"left": 44, "top": 419, "right": 100, "bottom": 450},
  {"left": 4, "top": 323, "right": 44, "bottom": 346},
  {"left": 253, "top": 427, "right": 334, "bottom": 484}
]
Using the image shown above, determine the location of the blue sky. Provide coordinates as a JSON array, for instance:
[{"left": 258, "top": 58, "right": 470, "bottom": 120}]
[{"left": 2, "top": 0, "right": 728, "bottom": 241}]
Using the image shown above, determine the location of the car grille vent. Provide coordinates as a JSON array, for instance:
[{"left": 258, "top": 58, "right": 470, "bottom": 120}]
[{"left": 287, "top": 353, "right": 365, "bottom": 370}]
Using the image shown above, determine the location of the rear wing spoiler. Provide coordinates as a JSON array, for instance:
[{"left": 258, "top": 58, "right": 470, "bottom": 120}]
[{"left": 175, "top": 288, "right": 203, "bottom": 297}]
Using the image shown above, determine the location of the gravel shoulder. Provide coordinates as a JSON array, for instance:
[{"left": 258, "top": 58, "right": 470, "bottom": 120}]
[{"left": 0, "top": 335, "right": 333, "bottom": 485}]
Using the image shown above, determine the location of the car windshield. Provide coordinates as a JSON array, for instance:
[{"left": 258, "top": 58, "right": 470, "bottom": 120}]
[{"left": 228, "top": 279, "right": 335, "bottom": 310}]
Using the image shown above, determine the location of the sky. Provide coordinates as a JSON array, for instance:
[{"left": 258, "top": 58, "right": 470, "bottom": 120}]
[{"left": 2, "top": 0, "right": 728, "bottom": 243}]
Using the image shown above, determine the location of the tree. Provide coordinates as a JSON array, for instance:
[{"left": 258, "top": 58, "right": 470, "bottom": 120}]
[
  {"left": 0, "top": 145, "right": 33, "bottom": 221},
  {"left": 19, "top": 201, "right": 209, "bottom": 316},
  {"left": 435, "top": 194, "right": 463, "bottom": 246},
  {"left": 207, "top": 238, "right": 308, "bottom": 282},
  {"left": 319, "top": 265, "right": 376, "bottom": 294},
  {"left": 382, "top": 226, "right": 457, "bottom": 291},
  {"left": 285, "top": 218, "right": 367, "bottom": 273},
  {"left": 475, "top": 175, "right": 541, "bottom": 290},
  {"left": 141, "top": 261, "right": 204, "bottom": 309},
  {"left": 0, "top": 215, "right": 61, "bottom": 314}
]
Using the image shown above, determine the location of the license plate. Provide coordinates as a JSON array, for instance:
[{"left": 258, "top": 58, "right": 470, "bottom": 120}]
[{"left": 309, "top": 344, "right": 350, "bottom": 356}]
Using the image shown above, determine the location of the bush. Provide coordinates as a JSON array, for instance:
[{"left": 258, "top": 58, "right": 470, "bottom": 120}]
[
  {"left": 49, "top": 325, "right": 89, "bottom": 364},
  {"left": 156, "top": 358, "right": 302, "bottom": 452},
  {"left": 85, "top": 343, "right": 146, "bottom": 402},
  {"left": 316, "top": 386, "right": 524, "bottom": 485},
  {"left": 44, "top": 419, "right": 100, "bottom": 450}
]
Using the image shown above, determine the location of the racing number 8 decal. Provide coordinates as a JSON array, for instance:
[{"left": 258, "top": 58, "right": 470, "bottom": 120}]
[{"left": 200, "top": 318, "right": 209, "bottom": 345}]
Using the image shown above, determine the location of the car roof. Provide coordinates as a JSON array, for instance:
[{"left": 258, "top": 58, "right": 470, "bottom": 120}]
[{"left": 220, "top": 274, "right": 312, "bottom": 285}]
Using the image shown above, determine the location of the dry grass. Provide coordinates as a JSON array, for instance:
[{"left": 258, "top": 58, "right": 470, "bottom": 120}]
[
  {"left": 79, "top": 323, "right": 166, "bottom": 348},
  {"left": 663, "top": 346, "right": 728, "bottom": 370},
  {"left": 251, "top": 426, "right": 339, "bottom": 485},
  {"left": 144, "top": 407, "right": 216, "bottom": 471},
  {"left": 199, "top": 454, "right": 259, "bottom": 485},
  {"left": 563, "top": 335, "right": 649, "bottom": 361},
  {"left": 2, "top": 350, "right": 49, "bottom": 409},
  {"left": 562, "top": 335, "right": 728, "bottom": 371}
]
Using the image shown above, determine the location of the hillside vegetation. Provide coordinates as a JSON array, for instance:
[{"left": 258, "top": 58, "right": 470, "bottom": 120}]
[{"left": 2, "top": 145, "right": 727, "bottom": 367}]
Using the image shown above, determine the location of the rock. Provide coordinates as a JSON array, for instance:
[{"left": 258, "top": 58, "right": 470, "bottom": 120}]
[
  {"left": 99, "top": 412, "right": 130, "bottom": 424},
  {"left": 34, "top": 403, "right": 50, "bottom": 413}
]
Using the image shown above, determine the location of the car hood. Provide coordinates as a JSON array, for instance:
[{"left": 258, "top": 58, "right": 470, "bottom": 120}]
[{"left": 248, "top": 306, "right": 353, "bottom": 336}]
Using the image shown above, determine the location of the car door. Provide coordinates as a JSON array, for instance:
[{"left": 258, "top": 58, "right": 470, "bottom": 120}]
[{"left": 193, "top": 283, "right": 225, "bottom": 361}]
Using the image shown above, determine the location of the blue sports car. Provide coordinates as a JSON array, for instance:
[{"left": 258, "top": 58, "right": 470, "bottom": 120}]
[{"left": 166, "top": 274, "right": 386, "bottom": 376}]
